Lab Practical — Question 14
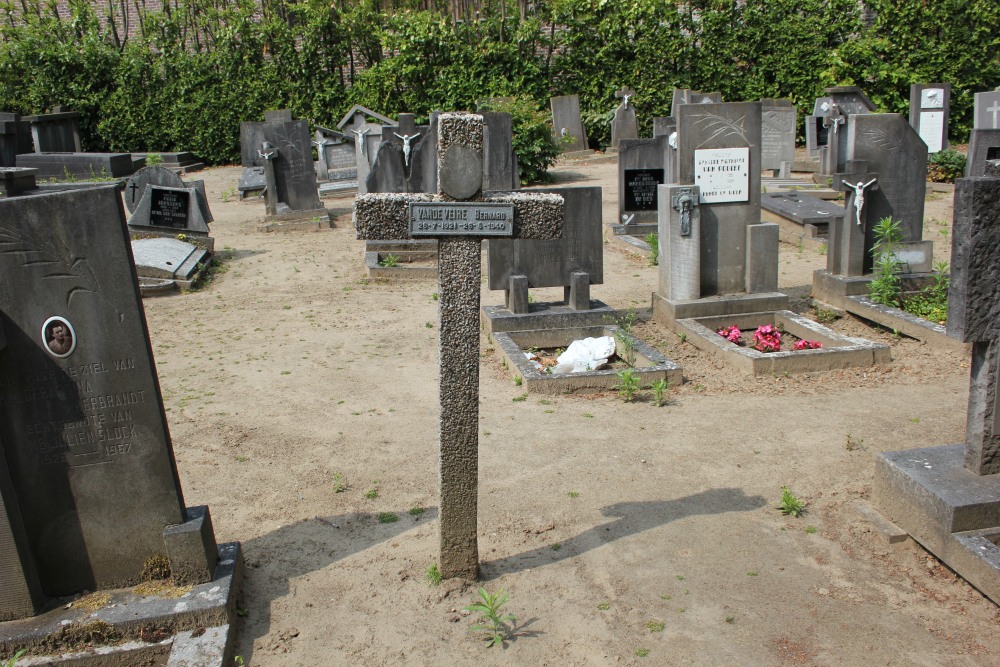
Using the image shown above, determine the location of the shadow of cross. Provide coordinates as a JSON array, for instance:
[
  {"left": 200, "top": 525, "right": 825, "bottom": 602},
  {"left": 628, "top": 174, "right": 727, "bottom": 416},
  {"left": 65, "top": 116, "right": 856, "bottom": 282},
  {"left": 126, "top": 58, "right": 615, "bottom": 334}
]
[{"left": 353, "top": 113, "right": 564, "bottom": 579}]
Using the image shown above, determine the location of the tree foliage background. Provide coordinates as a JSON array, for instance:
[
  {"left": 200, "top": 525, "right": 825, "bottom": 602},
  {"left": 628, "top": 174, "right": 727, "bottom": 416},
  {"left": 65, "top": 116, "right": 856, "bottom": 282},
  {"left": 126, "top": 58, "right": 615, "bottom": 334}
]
[{"left": 1, "top": 0, "right": 997, "bottom": 168}]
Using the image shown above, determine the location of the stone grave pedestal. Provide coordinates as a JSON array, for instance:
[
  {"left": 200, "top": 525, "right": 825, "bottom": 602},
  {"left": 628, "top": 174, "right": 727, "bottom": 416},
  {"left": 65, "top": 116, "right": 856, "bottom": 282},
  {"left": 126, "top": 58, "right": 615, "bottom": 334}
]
[{"left": 874, "top": 169, "right": 1000, "bottom": 604}]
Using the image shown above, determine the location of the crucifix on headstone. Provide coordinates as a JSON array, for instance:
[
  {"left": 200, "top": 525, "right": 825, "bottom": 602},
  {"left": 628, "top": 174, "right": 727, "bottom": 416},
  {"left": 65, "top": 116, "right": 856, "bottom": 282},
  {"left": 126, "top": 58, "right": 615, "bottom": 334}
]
[
  {"left": 831, "top": 162, "right": 879, "bottom": 276},
  {"left": 258, "top": 142, "right": 278, "bottom": 216},
  {"left": 948, "top": 162, "right": 1000, "bottom": 475},
  {"left": 615, "top": 87, "right": 636, "bottom": 109},
  {"left": 821, "top": 103, "right": 846, "bottom": 176},
  {"left": 353, "top": 113, "right": 563, "bottom": 579},
  {"left": 611, "top": 87, "right": 639, "bottom": 148}
]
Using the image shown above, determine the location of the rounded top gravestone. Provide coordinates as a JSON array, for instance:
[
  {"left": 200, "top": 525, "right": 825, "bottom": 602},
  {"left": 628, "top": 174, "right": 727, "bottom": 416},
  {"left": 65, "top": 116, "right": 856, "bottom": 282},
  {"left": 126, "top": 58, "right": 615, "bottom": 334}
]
[
  {"left": 438, "top": 144, "right": 482, "bottom": 200},
  {"left": 125, "top": 166, "right": 184, "bottom": 213}
]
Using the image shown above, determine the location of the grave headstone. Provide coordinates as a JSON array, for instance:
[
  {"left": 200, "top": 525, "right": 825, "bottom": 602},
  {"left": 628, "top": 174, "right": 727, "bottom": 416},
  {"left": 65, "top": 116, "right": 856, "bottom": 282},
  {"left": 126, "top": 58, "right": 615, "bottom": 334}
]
[
  {"left": 974, "top": 90, "right": 1000, "bottom": 130},
  {"left": 618, "top": 136, "right": 668, "bottom": 228},
  {"left": 652, "top": 118, "right": 678, "bottom": 184},
  {"left": 124, "top": 165, "right": 185, "bottom": 213},
  {"left": 966, "top": 129, "right": 1000, "bottom": 177},
  {"left": 260, "top": 119, "right": 326, "bottom": 219},
  {"left": 353, "top": 113, "right": 563, "bottom": 579},
  {"left": 313, "top": 126, "right": 356, "bottom": 183},
  {"left": 677, "top": 101, "right": 761, "bottom": 295},
  {"left": 23, "top": 108, "right": 81, "bottom": 153},
  {"left": 131, "top": 237, "right": 210, "bottom": 288},
  {"left": 550, "top": 94, "right": 589, "bottom": 154},
  {"left": 487, "top": 186, "right": 602, "bottom": 313},
  {"left": 670, "top": 89, "right": 722, "bottom": 117},
  {"left": 610, "top": 87, "right": 639, "bottom": 149},
  {"left": 336, "top": 105, "right": 395, "bottom": 137},
  {"left": 659, "top": 184, "right": 701, "bottom": 301},
  {"left": 482, "top": 112, "right": 519, "bottom": 191},
  {"left": 909, "top": 84, "right": 950, "bottom": 153},
  {"left": 0, "top": 187, "right": 219, "bottom": 609},
  {"left": 806, "top": 87, "right": 874, "bottom": 163},
  {"left": 760, "top": 99, "right": 796, "bottom": 175},
  {"left": 845, "top": 113, "right": 927, "bottom": 243},
  {"left": 15, "top": 153, "right": 138, "bottom": 180},
  {"left": 0, "top": 113, "right": 33, "bottom": 167},
  {"left": 367, "top": 113, "right": 437, "bottom": 194}
]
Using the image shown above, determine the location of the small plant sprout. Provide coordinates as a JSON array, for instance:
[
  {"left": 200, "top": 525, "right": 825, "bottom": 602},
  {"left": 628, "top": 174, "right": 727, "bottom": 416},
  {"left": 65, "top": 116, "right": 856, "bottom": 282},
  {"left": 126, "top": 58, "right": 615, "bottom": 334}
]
[
  {"left": 805, "top": 525, "right": 818, "bottom": 534},
  {"left": 649, "top": 378, "right": 669, "bottom": 407},
  {"left": 514, "top": 375, "right": 523, "bottom": 386},
  {"left": 425, "top": 563, "right": 442, "bottom": 586},
  {"left": 597, "top": 602, "right": 610, "bottom": 610},
  {"left": 646, "top": 620, "right": 665, "bottom": 633},
  {"left": 567, "top": 491, "right": 580, "bottom": 498},
  {"left": 409, "top": 507, "right": 425, "bottom": 516},
  {"left": 778, "top": 486, "right": 807, "bottom": 517},
  {"left": 644, "top": 232, "right": 659, "bottom": 266},
  {"left": 377, "top": 512, "right": 398, "bottom": 524},
  {"left": 613, "top": 368, "right": 641, "bottom": 402},
  {"left": 365, "top": 487, "right": 379, "bottom": 500},
  {"left": 331, "top": 471, "right": 346, "bottom": 493},
  {"left": 635, "top": 648, "right": 650, "bottom": 657},
  {"left": 379, "top": 254, "right": 400, "bottom": 268},
  {"left": 2, "top": 650, "right": 27, "bottom": 667},
  {"left": 464, "top": 588, "right": 516, "bottom": 647}
]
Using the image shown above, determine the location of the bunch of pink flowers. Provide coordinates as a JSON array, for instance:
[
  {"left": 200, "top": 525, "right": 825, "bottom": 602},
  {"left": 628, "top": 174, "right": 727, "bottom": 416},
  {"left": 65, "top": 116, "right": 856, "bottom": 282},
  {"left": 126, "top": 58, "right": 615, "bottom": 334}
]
[
  {"left": 716, "top": 325, "right": 742, "bottom": 343},
  {"left": 793, "top": 339, "right": 822, "bottom": 350},
  {"left": 752, "top": 324, "right": 781, "bottom": 352}
]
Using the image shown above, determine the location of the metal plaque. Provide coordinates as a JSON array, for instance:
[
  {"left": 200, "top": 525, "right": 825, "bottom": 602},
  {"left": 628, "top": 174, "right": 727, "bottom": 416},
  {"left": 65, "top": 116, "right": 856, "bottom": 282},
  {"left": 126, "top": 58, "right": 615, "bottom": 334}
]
[{"left": 409, "top": 202, "right": 514, "bottom": 237}]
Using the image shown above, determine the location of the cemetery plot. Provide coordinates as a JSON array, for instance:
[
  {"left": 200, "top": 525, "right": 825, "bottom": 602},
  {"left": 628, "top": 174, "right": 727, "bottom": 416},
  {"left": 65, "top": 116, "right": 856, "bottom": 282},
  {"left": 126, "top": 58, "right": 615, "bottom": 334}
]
[
  {"left": 675, "top": 310, "right": 890, "bottom": 376},
  {"left": 492, "top": 325, "right": 682, "bottom": 395}
]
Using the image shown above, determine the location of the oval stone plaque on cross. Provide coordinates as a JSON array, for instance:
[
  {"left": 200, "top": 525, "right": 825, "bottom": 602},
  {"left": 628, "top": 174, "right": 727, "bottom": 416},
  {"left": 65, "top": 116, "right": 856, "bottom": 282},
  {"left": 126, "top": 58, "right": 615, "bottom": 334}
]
[{"left": 439, "top": 144, "right": 482, "bottom": 200}]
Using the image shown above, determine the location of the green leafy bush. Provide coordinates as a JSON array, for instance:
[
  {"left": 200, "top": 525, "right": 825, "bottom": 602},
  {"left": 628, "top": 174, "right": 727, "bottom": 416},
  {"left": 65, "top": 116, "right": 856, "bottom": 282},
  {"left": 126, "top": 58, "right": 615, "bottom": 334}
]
[{"left": 927, "top": 149, "right": 967, "bottom": 183}]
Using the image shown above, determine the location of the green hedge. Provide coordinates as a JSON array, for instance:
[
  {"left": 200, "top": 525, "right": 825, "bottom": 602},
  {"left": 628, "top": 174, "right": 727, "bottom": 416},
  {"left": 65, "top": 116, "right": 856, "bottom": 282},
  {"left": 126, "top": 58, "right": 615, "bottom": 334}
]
[{"left": 1, "top": 0, "right": 998, "bottom": 175}]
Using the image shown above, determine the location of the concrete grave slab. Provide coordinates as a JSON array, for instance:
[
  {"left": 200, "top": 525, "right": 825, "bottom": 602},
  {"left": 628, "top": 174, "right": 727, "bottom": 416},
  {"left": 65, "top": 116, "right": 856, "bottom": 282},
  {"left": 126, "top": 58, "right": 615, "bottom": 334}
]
[{"left": 131, "top": 236, "right": 209, "bottom": 288}]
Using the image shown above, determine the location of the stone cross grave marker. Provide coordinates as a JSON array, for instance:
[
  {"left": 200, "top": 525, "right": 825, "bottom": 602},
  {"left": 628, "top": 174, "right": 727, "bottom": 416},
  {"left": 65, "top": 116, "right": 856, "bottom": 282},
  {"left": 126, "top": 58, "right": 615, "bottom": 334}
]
[
  {"left": 830, "top": 163, "right": 879, "bottom": 276},
  {"left": 948, "top": 164, "right": 1000, "bottom": 475},
  {"left": 974, "top": 91, "right": 1000, "bottom": 130},
  {"left": 611, "top": 87, "right": 639, "bottom": 148},
  {"left": 353, "top": 113, "right": 563, "bottom": 578}
]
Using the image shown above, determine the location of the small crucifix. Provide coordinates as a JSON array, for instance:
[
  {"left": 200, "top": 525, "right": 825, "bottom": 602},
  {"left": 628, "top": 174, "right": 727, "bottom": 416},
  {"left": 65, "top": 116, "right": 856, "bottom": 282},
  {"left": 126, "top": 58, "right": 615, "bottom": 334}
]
[
  {"left": 354, "top": 113, "right": 564, "bottom": 579},
  {"left": 258, "top": 142, "right": 279, "bottom": 216},
  {"left": 832, "top": 166, "right": 879, "bottom": 276},
  {"left": 821, "top": 104, "right": 846, "bottom": 175},
  {"left": 615, "top": 87, "right": 636, "bottom": 110}
]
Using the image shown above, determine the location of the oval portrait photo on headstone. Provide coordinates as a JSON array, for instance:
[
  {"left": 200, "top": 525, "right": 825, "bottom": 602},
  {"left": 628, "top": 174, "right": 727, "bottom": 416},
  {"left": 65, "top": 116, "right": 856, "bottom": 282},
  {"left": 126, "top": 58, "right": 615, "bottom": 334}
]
[{"left": 41, "top": 316, "right": 76, "bottom": 358}]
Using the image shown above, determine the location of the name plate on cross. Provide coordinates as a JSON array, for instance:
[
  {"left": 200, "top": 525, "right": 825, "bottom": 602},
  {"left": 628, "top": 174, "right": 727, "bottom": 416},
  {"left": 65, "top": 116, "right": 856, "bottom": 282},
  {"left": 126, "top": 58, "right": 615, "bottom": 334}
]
[{"left": 409, "top": 202, "right": 514, "bottom": 236}]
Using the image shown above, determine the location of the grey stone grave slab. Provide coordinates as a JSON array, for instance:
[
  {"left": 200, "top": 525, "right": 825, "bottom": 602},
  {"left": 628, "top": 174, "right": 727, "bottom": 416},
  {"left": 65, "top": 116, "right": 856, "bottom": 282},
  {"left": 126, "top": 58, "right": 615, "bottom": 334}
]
[
  {"left": 239, "top": 166, "right": 266, "bottom": 196},
  {"left": 132, "top": 236, "right": 209, "bottom": 286},
  {"left": 761, "top": 191, "right": 843, "bottom": 231},
  {"left": 974, "top": 90, "right": 1000, "bottom": 130},
  {"left": 23, "top": 109, "right": 81, "bottom": 153},
  {"left": 124, "top": 165, "right": 185, "bottom": 213},
  {"left": 618, "top": 137, "right": 668, "bottom": 229},
  {"left": 670, "top": 89, "right": 722, "bottom": 117},
  {"left": 354, "top": 113, "right": 563, "bottom": 579},
  {"left": 0, "top": 168, "right": 38, "bottom": 197},
  {"left": 550, "top": 94, "right": 589, "bottom": 153},
  {"left": 760, "top": 99, "right": 796, "bottom": 174},
  {"left": 966, "top": 129, "right": 1000, "bottom": 177},
  {"left": 909, "top": 84, "right": 950, "bottom": 153},
  {"left": 845, "top": 113, "right": 928, "bottom": 243},
  {"left": 15, "top": 152, "right": 138, "bottom": 179},
  {"left": 677, "top": 101, "right": 761, "bottom": 295},
  {"left": 487, "top": 186, "right": 602, "bottom": 313},
  {"left": 131, "top": 151, "right": 204, "bottom": 174},
  {"left": 0, "top": 187, "right": 220, "bottom": 603},
  {"left": 0, "top": 113, "right": 33, "bottom": 168},
  {"left": 610, "top": 87, "right": 638, "bottom": 149}
]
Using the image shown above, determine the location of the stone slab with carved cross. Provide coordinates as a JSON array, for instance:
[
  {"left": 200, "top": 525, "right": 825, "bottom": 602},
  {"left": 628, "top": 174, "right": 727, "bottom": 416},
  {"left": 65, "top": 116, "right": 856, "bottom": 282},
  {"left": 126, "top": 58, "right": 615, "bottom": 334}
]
[{"left": 353, "top": 113, "right": 563, "bottom": 579}]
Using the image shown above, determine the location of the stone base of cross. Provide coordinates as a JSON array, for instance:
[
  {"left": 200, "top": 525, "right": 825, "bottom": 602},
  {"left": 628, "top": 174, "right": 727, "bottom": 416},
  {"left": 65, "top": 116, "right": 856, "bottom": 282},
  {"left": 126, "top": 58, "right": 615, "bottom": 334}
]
[{"left": 354, "top": 113, "right": 563, "bottom": 578}]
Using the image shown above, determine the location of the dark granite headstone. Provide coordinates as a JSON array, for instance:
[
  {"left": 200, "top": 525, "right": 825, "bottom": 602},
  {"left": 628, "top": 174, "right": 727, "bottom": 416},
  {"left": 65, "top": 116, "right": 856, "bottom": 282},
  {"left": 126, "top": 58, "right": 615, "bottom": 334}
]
[
  {"left": 149, "top": 188, "right": 190, "bottom": 228},
  {"left": 0, "top": 168, "right": 38, "bottom": 197},
  {"left": 263, "top": 120, "right": 323, "bottom": 213},
  {"left": 15, "top": 153, "right": 138, "bottom": 180},
  {"left": 0, "top": 187, "right": 187, "bottom": 596},
  {"left": 129, "top": 185, "right": 212, "bottom": 236},
  {"left": 482, "top": 112, "right": 519, "bottom": 191},
  {"left": 367, "top": 115, "right": 437, "bottom": 194},
  {"left": 124, "top": 165, "right": 185, "bottom": 213},
  {"left": 0, "top": 113, "right": 33, "bottom": 167},
  {"left": 966, "top": 129, "right": 1000, "bottom": 177},
  {"left": 23, "top": 109, "right": 81, "bottom": 153},
  {"left": 488, "top": 186, "right": 602, "bottom": 291},
  {"left": 618, "top": 137, "right": 668, "bottom": 226},
  {"left": 909, "top": 84, "right": 950, "bottom": 153},
  {"left": 761, "top": 191, "right": 844, "bottom": 228},
  {"left": 845, "top": 113, "right": 927, "bottom": 243},
  {"left": 550, "top": 95, "right": 588, "bottom": 153},
  {"left": 677, "top": 101, "right": 762, "bottom": 295},
  {"left": 974, "top": 90, "right": 1000, "bottom": 130}
]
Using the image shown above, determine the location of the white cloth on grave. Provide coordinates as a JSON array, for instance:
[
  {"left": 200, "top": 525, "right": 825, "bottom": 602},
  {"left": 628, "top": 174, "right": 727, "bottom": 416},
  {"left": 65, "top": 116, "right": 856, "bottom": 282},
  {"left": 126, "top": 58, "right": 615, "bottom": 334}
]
[{"left": 552, "top": 336, "right": 616, "bottom": 374}]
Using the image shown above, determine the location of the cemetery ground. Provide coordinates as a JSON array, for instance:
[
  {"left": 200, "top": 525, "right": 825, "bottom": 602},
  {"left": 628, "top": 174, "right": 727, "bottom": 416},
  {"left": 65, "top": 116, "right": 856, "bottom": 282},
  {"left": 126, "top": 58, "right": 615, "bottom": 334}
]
[{"left": 143, "top": 156, "right": 998, "bottom": 666}]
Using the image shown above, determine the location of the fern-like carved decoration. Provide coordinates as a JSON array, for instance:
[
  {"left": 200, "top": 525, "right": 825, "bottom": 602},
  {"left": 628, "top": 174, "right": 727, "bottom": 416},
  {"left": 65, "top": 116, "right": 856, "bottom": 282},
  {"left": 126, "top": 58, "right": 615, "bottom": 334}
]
[
  {"left": 690, "top": 112, "right": 751, "bottom": 148},
  {"left": 862, "top": 127, "right": 902, "bottom": 161},
  {"left": 0, "top": 224, "right": 101, "bottom": 307}
]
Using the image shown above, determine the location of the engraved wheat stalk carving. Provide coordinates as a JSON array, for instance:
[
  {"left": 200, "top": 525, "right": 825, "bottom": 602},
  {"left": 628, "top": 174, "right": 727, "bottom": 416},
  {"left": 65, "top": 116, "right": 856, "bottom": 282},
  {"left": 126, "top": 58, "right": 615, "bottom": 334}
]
[
  {"left": 0, "top": 224, "right": 100, "bottom": 306},
  {"left": 691, "top": 112, "right": 751, "bottom": 148}
]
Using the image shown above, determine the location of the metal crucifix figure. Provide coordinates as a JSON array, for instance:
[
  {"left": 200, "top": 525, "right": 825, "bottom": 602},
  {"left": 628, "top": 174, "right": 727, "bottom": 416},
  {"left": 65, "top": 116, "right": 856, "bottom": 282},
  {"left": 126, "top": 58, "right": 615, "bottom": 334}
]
[
  {"left": 394, "top": 132, "right": 422, "bottom": 167},
  {"left": 844, "top": 177, "right": 877, "bottom": 226}
]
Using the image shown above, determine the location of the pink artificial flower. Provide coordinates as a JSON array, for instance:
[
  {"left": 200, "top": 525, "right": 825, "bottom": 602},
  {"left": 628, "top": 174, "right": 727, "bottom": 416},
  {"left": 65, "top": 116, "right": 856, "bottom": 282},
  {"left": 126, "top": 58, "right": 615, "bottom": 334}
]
[
  {"left": 753, "top": 324, "right": 782, "bottom": 353},
  {"left": 716, "top": 325, "right": 742, "bottom": 343},
  {"left": 794, "top": 339, "right": 822, "bottom": 350}
]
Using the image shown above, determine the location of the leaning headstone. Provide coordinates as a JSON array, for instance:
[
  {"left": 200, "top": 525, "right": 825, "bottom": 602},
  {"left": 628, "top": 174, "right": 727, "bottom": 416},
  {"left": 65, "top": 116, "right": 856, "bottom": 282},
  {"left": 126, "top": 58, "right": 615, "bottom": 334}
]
[
  {"left": 0, "top": 187, "right": 223, "bottom": 610},
  {"left": 550, "top": 94, "right": 589, "bottom": 154},
  {"left": 618, "top": 136, "right": 668, "bottom": 230},
  {"left": 974, "top": 90, "right": 1000, "bottom": 130},
  {"left": 353, "top": 113, "right": 563, "bottom": 579},
  {"left": 760, "top": 99, "right": 796, "bottom": 176},
  {"left": 610, "top": 87, "right": 639, "bottom": 149},
  {"left": 967, "top": 129, "right": 1000, "bottom": 177},
  {"left": 909, "top": 84, "right": 950, "bottom": 153},
  {"left": 0, "top": 113, "right": 33, "bottom": 167},
  {"left": 23, "top": 107, "right": 81, "bottom": 153},
  {"left": 873, "top": 165, "right": 1000, "bottom": 606}
]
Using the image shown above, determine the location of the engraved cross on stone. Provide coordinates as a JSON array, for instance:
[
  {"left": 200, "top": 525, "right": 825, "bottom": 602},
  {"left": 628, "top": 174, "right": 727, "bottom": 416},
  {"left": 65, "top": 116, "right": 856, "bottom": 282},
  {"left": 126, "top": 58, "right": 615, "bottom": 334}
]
[{"left": 353, "top": 113, "right": 563, "bottom": 579}]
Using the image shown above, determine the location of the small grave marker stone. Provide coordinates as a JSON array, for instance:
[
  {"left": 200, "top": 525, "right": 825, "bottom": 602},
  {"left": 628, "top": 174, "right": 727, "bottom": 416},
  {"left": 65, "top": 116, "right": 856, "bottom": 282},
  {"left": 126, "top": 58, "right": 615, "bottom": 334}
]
[
  {"left": 966, "top": 129, "right": 1000, "bottom": 177},
  {"left": 909, "top": 84, "right": 950, "bottom": 153},
  {"left": 0, "top": 113, "right": 33, "bottom": 167},
  {"left": 124, "top": 165, "right": 184, "bottom": 213}
]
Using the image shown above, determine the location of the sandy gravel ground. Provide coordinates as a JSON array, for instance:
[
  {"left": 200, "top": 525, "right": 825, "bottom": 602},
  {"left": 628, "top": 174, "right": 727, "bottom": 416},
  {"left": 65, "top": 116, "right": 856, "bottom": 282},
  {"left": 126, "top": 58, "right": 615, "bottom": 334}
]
[{"left": 140, "top": 156, "right": 999, "bottom": 666}]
